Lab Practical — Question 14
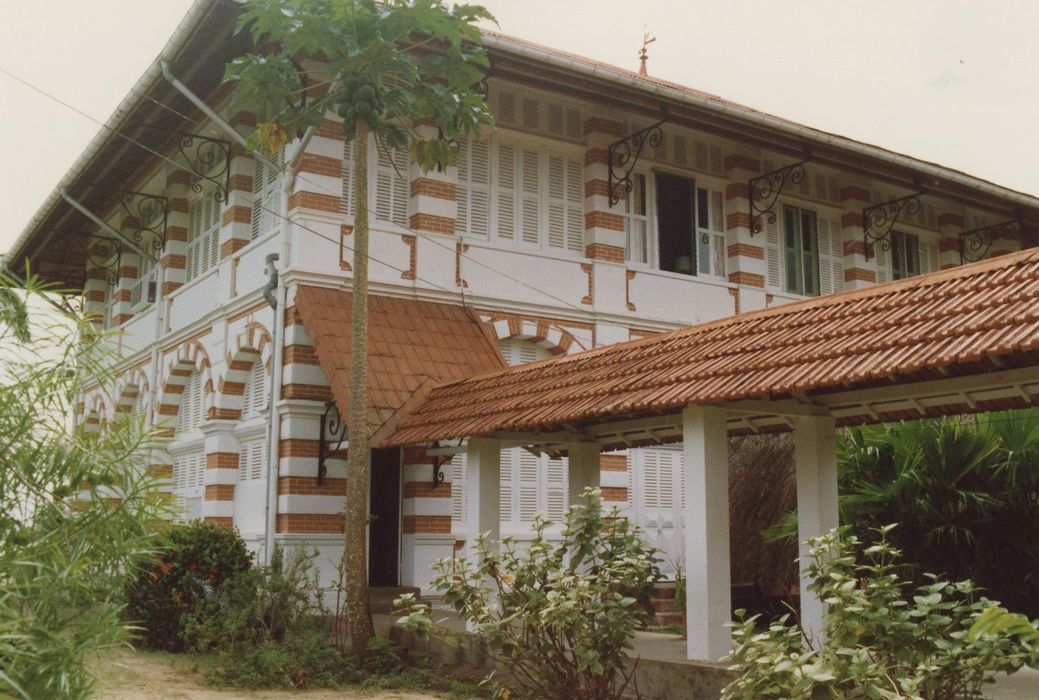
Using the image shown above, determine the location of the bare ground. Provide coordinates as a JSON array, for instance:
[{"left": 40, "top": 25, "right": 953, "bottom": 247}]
[{"left": 93, "top": 649, "right": 447, "bottom": 700}]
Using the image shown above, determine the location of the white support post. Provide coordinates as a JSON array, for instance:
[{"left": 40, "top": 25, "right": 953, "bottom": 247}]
[
  {"left": 567, "top": 442, "right": 601, "bottom": 505},
  {"left": 465, "top": 437, "right": 501, "bottom": 560},
  {"left": 794, "top": 415, "right": 839, "bottom": 648},
  {"left": 682, "top": 405, "right": 731, "bottom": 662}
]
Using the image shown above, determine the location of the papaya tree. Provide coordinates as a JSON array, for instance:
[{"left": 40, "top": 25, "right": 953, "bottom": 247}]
[{"left": 226, "top": 0, "right": 495, "bottom": 654}]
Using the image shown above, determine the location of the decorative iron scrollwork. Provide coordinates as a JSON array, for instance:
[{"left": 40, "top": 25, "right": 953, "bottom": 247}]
[
  {"left": 80, "top": 234, "right": 122, "bottom": 287},
  {"left": 862, "top": 193, "right": 924, "bottom": 260},
  {"left": 960, "top": 220, "right": 1020, "bottom": 264},
  {"left": 133, "top": 124, "right": 233, "bottom": 203},
  {"left": 608, "top": 118, "right": 668, "bottom": 208},
  {"left": 318, "top": 399, "right": 346, "bottom": 485},
  {"left": 428, "top": 440, "right": 462, "bottom": 489},
  {"left": 87, "top": 187, "right": 169, "bottom": 254},
  {"left": 748, "top": 160, "right": 809, "bottom": 236}
]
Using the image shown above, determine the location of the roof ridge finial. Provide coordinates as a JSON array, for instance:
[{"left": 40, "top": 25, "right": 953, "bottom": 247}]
[{"left": 639, "top": 29, "right": 656, "bottom": 77}]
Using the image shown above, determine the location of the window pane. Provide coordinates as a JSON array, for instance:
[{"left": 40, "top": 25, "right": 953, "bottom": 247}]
[
  {"left": 801, "top": 209, "right": 819, "bottom": 296},
  {"left": 906, "top": 234, "right": 920, "bottom": 276},
  {"left": 784, "top": 206, "right": 802, "bottom": 295},
  {"left": 711, "top": 191, "right": 724, "bottom": 232},
  {"left": 891, "top": 231, "right": 906, "bottom": 280}
]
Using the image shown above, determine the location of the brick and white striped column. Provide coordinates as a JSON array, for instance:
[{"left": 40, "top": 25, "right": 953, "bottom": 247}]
[
  {"left": 724, "top": 149, "right": 767, "bottom": 312},
  {"left": 110, "top": 221, "right": 139, "bottom": 326},
  {"left": 202, "top": 420, "right": 239, "bottom": 527},
  {"left": 287, "top": 118, "right": 343, "bottom": 218},
  {"left": 838, "top": 178, "right": 874, "bottom": 290},
  {"left": 400, "top": 446, "right": 453, "bottom": 594},
  {"left": 162, "top": 169, "right": 190, "bottom": 295},
  {"left": 409, "top": 123, "right": 456, "bottom": 237},
  {"left": 277, "top": 404, "right": 346, "bottom": 535},
  {"left": 582, "top": 117, "right": 627, "bottom": 264},
  {"left": 221, "top": 115, "right": 258, "bottom": 260},
  {"left": 83, "top": 236, "right": 112, "bottom": 327}
]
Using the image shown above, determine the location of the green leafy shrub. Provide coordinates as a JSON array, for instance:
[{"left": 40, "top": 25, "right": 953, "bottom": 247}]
[
  {"left": 185, "top": 545, "right": 358, "bottom": 689},
  {"left": 125, "top": 520, "right": 252, "bottom": 651},
  {"left": 724, "top": 525, "right": 1038, "bottom": 700},
  {"left": 399, "top": 488, "right": 661, "bottom": 700}
]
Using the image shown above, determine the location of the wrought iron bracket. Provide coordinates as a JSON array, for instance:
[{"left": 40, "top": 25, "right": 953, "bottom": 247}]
[
  {"left": 133, "top": 124, "right": 233, "bottom": 203},
  {"left": 748, "top": 159, "right": 810, "bottom": 236},
  {"left": 318, "top": 399, "right": 346, "bottom": 485},
  {"left": 862, "top": 193, "right": 924, "bottom": 260},
  {"left": 76, "top": 233, "right": 122, "bottom": 287},
  {"left": 428, "top": 439, "right": 462, "bottom": 489},
  {"left": 607, "top": 115, "right": 668, "bottom": 208},
  {"left": 88, "top": 187, "right": 169, "bottom": 256},
  {"left": 960, "top": 220, "right": 1020, "bottom": 264}
]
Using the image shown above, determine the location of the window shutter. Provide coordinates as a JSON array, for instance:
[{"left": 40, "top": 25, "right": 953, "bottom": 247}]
[
  {"left": 565, "top": 159, "right": 583, "bottom": 253},
  {"left": 495, "top": 144, "right": 516, "bottom": 241},
  {"left": 818, "top": 217, "right": 845, "bottom": 295},
  {"left": 499, "top": 448, "right": 513, "bottom": 523},
  {"left": 497, "top": 90, "right": 516, "bottom": 126},
  {"left": 642, "top": 450, "right": 660, "bottom": 510},
  {"left": 457, "top": 137, "right": 491, "bottom": 238},
  {"left": 241, "top": 360, "right": 267, "bottom": 418},
  {"left": 373, "top": 140, "right": 409, "bottom": 227},
  {"left": 452, "top": 453, "right": 468, "bottom": 528},
  {"left": 340, "top": 138, "right": 355, "bottom": 218},
  {"left": 522, "top": 97, "right": 539, "bottom": 130},
  {"left": 520, "top": 149, "right": 541, "bottom": 246},
  {"left": 251, "top": 158, "right": 265, "bottom": 240},
  {"left": 518, "top": 450, "right": 540, "bottom": 522},
  {"left": 547, "top": 156, "right": 566, "bottom": 250},
  {"left": 239, "top": 435, "right": 267, "bottom": 482},
  {"left": 920, "top": 240, "right": 939, "bottom": 274},
  {"left": 176, "top": 371, "right": 205, "bottom": 434},
  {"left": 765, "top": 216, "right": 782, "bottom": 289},
  {"left": 875, "top": 244, "right": 892, "bottom": 284},
  {"left": 546, "top": 456, "right": 567, "bottom": 521},
  {"left": 252, "top": 150, "right": 283, "bottom": 240}
]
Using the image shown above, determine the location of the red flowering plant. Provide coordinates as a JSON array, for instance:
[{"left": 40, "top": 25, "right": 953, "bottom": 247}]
[{"left": 125, "top": 520, "right": 253, "bottom": 650}]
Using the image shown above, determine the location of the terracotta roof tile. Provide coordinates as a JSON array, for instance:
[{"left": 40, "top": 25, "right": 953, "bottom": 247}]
[
  {"left": 386, "top": 250, "right": 1039, "bottom": 446},
  {"left": 293, "top": 286, "right": 506, "bottom": 444}
]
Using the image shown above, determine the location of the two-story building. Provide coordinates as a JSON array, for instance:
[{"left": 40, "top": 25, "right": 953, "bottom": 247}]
[{"left": 7, "top": 0, "right": 1038, "bottom": 597}]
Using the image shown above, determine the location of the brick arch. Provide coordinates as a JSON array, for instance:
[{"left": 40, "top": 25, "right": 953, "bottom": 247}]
[
  {"left": 115, "top": 366, "right": 150, "bottom": 416},
  {"left": 83, "top": 392, "right": 107, "bottom": 430},
  {"left": 157, "top": 340, "right": 213, "bottom": 426},
  {"left": 483, "top": 314, "right": 586, "bottom": 356},
  {"left": 212, "top": 322, "right": 274, "bottom": 420}
]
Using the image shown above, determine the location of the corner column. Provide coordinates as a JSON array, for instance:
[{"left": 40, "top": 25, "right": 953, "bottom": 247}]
[
  {"left": 201, "top": 419, "right": 239, "bottom": 527},
  {"left": 724, "top": 149, "right": 767, "bottom": 313},
  {"left": 793, "top": 415, "right": 839, "bottom": 647},
  {"left": 465, "top": 437, "right": 501, "bottom": 560},
  {"left": 682, "top": 404, "right": 731, "bottom": 662},
  {"left": 400, "top": 446, "right": 454, "bottom": 594},
  {"left": 838, "top": 177, "right": 875, "bottom": 290}
]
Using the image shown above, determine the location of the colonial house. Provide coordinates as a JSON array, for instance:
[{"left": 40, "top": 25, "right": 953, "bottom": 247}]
[{"left": 7, "top": 0, "right": 1038, "bottom": 611}]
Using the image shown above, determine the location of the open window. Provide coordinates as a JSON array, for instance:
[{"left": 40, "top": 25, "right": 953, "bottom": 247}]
[{"left": 650, "top": 172, "right": 726, "bottom": 277}]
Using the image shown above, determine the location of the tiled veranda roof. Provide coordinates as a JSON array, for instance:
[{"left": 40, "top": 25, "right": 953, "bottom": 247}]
[
  {"left": 294, "top": 286, "right": 505, "bottom": 444},
  {"left": 386, "top": 249, "right": 1039, "bottom": 447}
]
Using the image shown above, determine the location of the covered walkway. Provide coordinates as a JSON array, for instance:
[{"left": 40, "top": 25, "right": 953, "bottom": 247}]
[{"left": 386, "top": 248, "right": 1039, "bottom": 661}]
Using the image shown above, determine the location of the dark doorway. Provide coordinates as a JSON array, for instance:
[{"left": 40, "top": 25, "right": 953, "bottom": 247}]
[
  {"left": 656, "top": 172, "right": 696, "bottom": 275},
  {"left": 368, "top": 447, "right": 401, "bottom": 586}
]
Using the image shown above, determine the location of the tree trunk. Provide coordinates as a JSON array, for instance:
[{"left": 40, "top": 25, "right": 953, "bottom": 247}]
[{"left": 344, "top": 115, "right": 375, "bottom": 654}]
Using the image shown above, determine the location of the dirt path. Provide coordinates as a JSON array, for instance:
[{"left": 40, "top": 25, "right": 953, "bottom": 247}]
[{"left": 94, "top": 649, "right": 446, "bottom": 700}]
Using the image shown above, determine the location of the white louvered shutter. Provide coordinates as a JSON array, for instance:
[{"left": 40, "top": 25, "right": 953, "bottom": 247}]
[
  {"left": 499, "top": 448, "right": 513, "bottom": 523},
  {"left": 520, "top": 149, "right": 541, "bottom": 246},
  {"left": 522, "top": 96, "right": 539, "bottom": 130},
  {"left": 241, "top": 360, "right": 268, "bottom": 419},
  {"left": 765, "top": 216, "right": 783, "bottom": 289},
  {"left": 252, "top": 150, "right": 283, "bottom": 240},
  {"left": 920, "top": 240, "right": 940, "bottom": 274},
  {"left": 546, "top": 456, "right": 567, "bottom": 522},
  {"left": 176, "top": 371, "right": 205, "bottom": 435},
  {"left": 875, "top": 244, "right": 892, "bottom": 284},
  {"left": 374, "top": 141, "right": 410, "bottom": 227},
  {"left": 456, "top": 137, "right": 490, "bottom": 237},
  {"left": 238, "top": 435, "right": 267, "bottom": 482},
  {"left": 452, "top": 453, "right": 468, "bottom": 530},
  {"left": 818, "top": 217, "right": 845, "bottom": 295},
  {"left": 495, "top": 144, "right": 517, "bottom": 241},
  {"left": 340, "top": 138, "right": 356, "bottom": 218},
  {"left": 497, "top": 90, "right": 516, "bottom": 126},
  {"left": 187, "top": 193, "right": 221, "bottom": 282},
  {"left": 518, "top": 450, "right": 540, "bottom": 523}
]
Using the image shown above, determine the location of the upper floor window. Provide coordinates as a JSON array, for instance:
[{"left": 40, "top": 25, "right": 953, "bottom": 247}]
[
  {"left": 252, "top": 151, "right": 284, "bottom": 241},
  {"left": 763, "top": 204, "right": 843, "bottom": 297},
  {"left": 456, "top": 136, "right": 584, "bottom": 256},
  {"left": 876, "top": 230, "right": 938, "bottom": 283},
  {"left": 131, "top": 256, "right": 157, "bottom": 311},
  {"left": 186, "top": 191, "right": 220, "bottom": 282},
  {"left": 340, "top": 137, "right": 410, "bottom": 229}
]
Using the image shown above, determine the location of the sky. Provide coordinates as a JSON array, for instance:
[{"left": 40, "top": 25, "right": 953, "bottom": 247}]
[{"left": 2, "top": 0, "right": 1038, "bottom": 255}]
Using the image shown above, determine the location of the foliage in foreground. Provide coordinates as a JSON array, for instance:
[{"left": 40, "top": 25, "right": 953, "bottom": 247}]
[
  {"left": 0, "top": 273, "right": 165, "bottom": 699},
  {"left": 723, "top": 526, "right": 1039, "bottom": 700},
  {"left": 125, "top": 520, "right": 253, "bottom": 651},
  {"left": 767, "top": 412, "right": 1039, "bottom": 617},
  {"left": 400, "top": 488, "right": 661, "bottom": 700}
]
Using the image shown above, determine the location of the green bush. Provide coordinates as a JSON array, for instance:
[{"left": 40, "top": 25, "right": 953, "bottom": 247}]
[
  {"left": 186, "top": 545, "right": 358, "bottom": 689},
  {"left": 724, "top": 525, "right": 1038, "bottom": 700},
  {"left": 125, "top": 520, "right": 252, "bottom": 651},
  {"left": 399, "top": 488, "right": 661, "bottom": 700}
]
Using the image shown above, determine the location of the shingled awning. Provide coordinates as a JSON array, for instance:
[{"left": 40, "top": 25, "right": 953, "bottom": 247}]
[
  {"left": 386, "top": 249, "right": 1039, "bottom": 449},
  {"left": 293, "top": 286, "right": 506, "bottom": 445}
]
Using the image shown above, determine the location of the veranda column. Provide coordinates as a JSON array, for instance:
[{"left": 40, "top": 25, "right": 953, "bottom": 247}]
[
  {"left": 793, "top": 415, "right": 839, "bottom": 647},
  {"left": 465, "top": 437, "right": 501, "bottom": 560},
  {"left": 567, "top": 441, "right": 600, "bottom": 505},
  {"left": 682, "top": 404, "right": 731, "bottom": 662}
]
